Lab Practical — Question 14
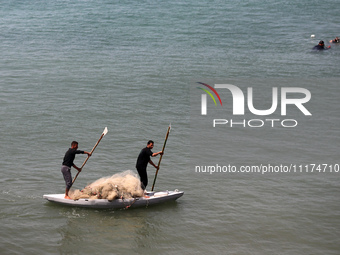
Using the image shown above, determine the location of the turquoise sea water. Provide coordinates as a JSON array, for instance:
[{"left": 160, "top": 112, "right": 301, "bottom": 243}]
[{"left": 1, "top": 1, "right": 339, "bottom": 254}]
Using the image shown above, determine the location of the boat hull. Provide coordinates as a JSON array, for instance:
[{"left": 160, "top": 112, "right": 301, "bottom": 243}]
[{"left": 43, "top": 190, "right": 184, "bottom": 209}]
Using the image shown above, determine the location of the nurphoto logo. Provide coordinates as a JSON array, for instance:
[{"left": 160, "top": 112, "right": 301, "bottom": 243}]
[{"left": 196, "top": 82, "right": 312, "bottom": 128}]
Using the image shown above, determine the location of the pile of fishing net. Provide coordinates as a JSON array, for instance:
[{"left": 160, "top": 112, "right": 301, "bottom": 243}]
[{"left": 70, "top": 170, "right": 144, "bottom": 200}]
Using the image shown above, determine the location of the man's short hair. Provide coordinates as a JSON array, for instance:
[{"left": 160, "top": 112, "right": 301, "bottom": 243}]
[
  {"left": 147, "top": 140, "right": 154, "bottom": 145},
  {"left": 71, "top": 141, "right": 78, "bottom": 147}
]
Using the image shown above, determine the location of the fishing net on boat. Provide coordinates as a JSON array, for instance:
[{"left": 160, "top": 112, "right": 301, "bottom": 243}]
[{"left": 70, "top": 170, "right": 144, "bottom": 200}]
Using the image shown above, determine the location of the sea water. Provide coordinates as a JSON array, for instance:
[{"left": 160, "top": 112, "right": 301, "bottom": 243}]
[{"left": 1, "top": 0, "right": 339, "bottom": 254}]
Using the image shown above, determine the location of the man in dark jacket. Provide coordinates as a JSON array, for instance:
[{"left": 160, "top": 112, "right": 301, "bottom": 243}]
[
  {"left": 313, "top": 40, "right": 330, "bottom": 50},
  {"left": 329, "top": 37, "right": 339, "bottom": 43}
]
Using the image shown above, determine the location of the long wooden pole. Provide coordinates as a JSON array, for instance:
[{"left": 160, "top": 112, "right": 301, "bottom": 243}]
[
  {"left": 72, "top": 127, "right": 108, "bottom": 185},
  {"left": 151, "top": 124, "right": 171, "bottom": 191}
]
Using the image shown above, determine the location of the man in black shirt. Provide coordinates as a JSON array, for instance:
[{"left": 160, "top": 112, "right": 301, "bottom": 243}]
[
  {"left": 136, "top": 140, "right": 163, "bottom": 191},
  {"left": 61, "top": 141, "right": 91, "bottom": 199},
  {"left": 313, "top": 40, "right": 330, "bottom": 50},
  {"left": 329, "top": 37, "right": 339, "bottom": 43}
]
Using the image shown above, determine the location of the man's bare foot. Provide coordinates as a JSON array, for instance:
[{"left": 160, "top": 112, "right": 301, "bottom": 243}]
[{"left": 64, "top": 195, "right": 71, "bottom": 199}]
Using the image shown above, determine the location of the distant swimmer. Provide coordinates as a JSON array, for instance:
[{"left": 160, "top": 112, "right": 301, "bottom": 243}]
[
  {"left": 313, "top": 40, "right": 331, "bottom": 50},
  {"left": 329, "top": 37, "right": 339, "bottom": 43}
]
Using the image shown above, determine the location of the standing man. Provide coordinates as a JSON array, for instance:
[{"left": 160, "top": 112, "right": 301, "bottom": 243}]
[
  {"left": 136, "top": 140, "right": 163, "bottom": 190},
  {"left": 61, "top": 141, "right": 91, "bottom": 199}
]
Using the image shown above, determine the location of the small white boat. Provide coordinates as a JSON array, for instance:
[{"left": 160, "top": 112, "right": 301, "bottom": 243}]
[{"left": 43, "top": 190, "right": 184, "bottom": 209}]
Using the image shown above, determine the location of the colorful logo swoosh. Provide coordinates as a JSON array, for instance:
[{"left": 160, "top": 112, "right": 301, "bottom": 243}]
[{"left": 197, "top": 82, "right": 223, "bottom": 106}]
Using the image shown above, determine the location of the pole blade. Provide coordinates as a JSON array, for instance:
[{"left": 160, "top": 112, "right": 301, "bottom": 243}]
[{"left": 103, "top": 127, "right": 108, "bottom": 136}]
